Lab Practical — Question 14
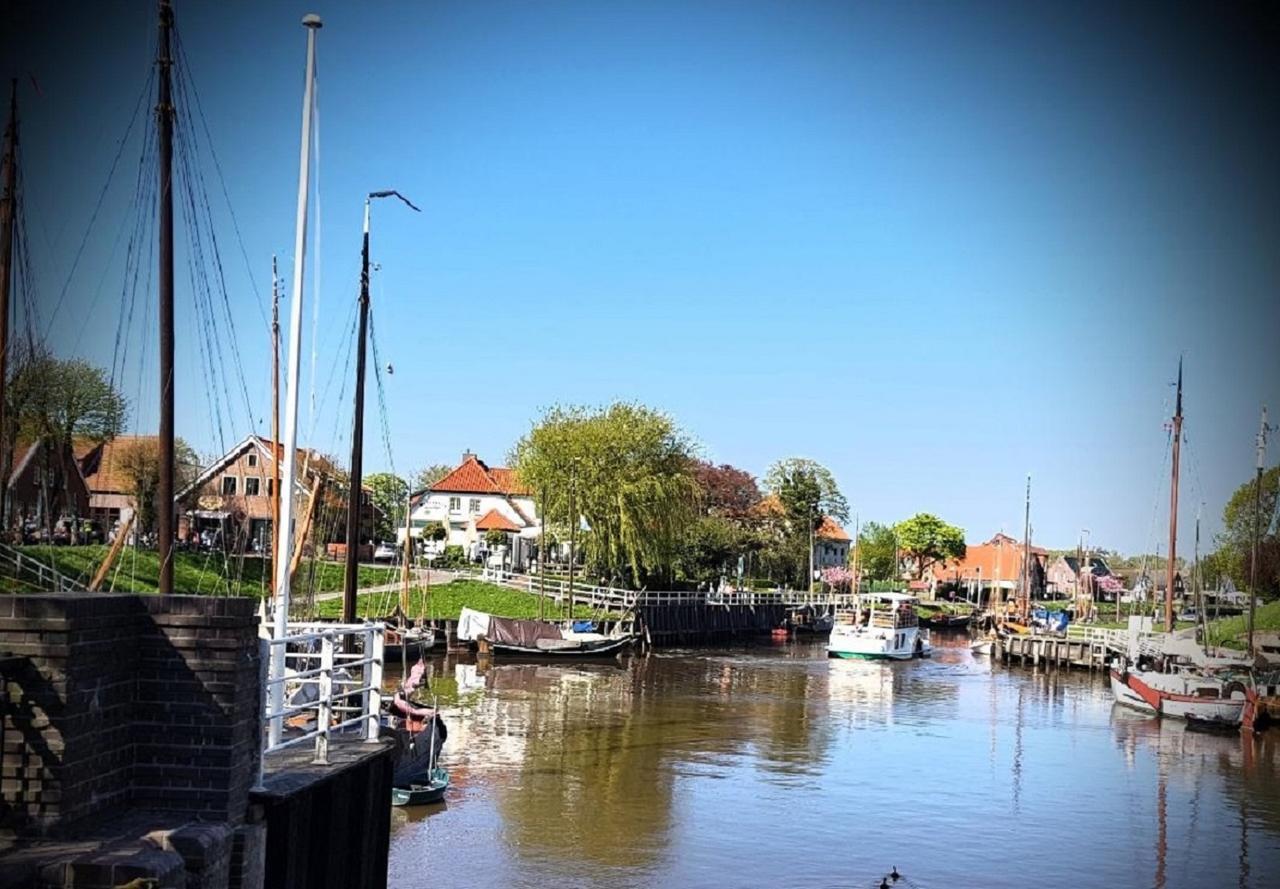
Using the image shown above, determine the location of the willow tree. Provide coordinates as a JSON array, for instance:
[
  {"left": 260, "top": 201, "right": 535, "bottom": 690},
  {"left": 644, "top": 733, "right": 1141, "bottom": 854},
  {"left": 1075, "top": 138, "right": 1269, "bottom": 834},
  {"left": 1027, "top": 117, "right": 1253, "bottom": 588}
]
[{"left": 510, "top": 403, "right": 698, "bottom": 587}]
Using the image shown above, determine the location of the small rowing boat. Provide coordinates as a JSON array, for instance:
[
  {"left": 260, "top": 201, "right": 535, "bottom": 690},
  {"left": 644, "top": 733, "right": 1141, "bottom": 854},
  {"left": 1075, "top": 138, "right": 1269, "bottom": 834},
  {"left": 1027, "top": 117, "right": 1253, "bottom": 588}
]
[{"left": 392, "top": 767, "right": 449, "bottom": 806}]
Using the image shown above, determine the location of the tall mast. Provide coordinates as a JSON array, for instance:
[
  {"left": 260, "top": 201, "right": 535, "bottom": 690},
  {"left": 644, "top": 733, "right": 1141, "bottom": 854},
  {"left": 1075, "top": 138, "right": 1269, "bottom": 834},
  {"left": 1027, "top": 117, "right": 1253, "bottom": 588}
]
[
  {"left": 271, "top": 13, "right": 322, "bottom": 748},
  {"left": 1249, "top": 405, "right": 1269, "bottom": 656},
  {"left": 342, "top": 190, "right": 418, "bottom": 623},
  {"left": 342, "top": 198, "right": 372, "bottom": 623},
  {"left": 156, "top": 0, "right": 176, "bottom": 594},
  {"left": 1165, "top": 360, "right": 1183, "bottom": 633},
  {"left": 1021, "top": 475, "right": 1031, "bottom": 622},
  {"left": 270, "top": 256, "right": 280, "bottom": 578},
  {"left": 0, "top": 80, "right": 18, "bottom": 532}
]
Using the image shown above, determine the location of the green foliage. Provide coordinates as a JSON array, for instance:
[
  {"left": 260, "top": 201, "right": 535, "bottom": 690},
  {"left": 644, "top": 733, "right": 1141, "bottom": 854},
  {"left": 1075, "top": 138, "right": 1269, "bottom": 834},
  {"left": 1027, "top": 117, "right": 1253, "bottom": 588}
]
[
  {"left": 8, "top": 352, "right": 127, "bottom": 445},
  {"left": 893, "top": 513, "right": 966, "bottom": 579},
  {"left": 315, "top": 578, "right": 608, "bottom": 621},
  {"left": 484, "top": 528, "right": 508, "bottom": 549},
  {"left": 855, "top": 521, "right": 897, "bottom": 580},
  {"left": 413, "top": 463, "right": 454, "bottom": 491},
  {"left": 364, "top": 472, "right": 409, "bottom": 541},
  {"left": 117, "top": 438, "right": 200, "bottom": 535},
  {"left": 510, "top": 402, "right": 698, "bottom": 586},
  {"left": 763, "top": 458, "right": 848, "bottom": 586},
  {"left": 421, "top": 521, "right": 447, "bottom": 542},
  {"left": 1216, "top": 466, "right": 1279, "bottom": 596},
  {"left": 675, "top": 515, "right": 744, "bottom": 586},
  {"left": 14, "top": 545, "right": 391, "bottom": 596},
  {"left": 441, "top": 545, "right": 467, "bottom": 568}
]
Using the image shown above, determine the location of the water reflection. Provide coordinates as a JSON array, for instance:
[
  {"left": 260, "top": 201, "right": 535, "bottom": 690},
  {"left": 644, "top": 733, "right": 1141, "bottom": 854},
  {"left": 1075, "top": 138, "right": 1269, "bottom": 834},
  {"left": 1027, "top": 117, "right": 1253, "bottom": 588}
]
[{"left": 387, "top": 643, "right": 1280, "bottom": 889}]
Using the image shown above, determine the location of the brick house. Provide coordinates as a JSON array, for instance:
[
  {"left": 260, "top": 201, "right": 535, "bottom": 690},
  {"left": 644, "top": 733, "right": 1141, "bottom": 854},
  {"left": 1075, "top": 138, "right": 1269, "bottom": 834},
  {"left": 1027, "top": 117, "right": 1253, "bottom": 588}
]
[
  {"left": 1046, "top": 554, "right": 1114, "bottom": 597},
  {"left": 177, "top": 435, "right": 377, "bottom": 555},
  {"left": 4, "top": 437, "right": 92, "bottom": 531},
  {"left": 926, "top": 532, "right": 1048, "bottom": 602},
  {"left": 77, "top": 434, "right": 159, "bottom": 531}
]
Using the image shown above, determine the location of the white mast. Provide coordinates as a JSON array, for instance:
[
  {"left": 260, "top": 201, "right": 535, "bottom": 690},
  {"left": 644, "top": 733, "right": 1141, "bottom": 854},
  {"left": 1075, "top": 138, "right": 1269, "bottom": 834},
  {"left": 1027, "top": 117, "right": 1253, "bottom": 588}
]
[{"left": 270, "top": 13, "right": 322, "bottom": 748}]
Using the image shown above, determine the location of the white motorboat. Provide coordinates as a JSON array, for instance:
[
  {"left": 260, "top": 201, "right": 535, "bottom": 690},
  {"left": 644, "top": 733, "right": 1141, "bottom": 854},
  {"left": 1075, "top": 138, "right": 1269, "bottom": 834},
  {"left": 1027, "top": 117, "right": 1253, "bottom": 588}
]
[{"left": 827, "top": 592, "right": 931, "bottom": 660}]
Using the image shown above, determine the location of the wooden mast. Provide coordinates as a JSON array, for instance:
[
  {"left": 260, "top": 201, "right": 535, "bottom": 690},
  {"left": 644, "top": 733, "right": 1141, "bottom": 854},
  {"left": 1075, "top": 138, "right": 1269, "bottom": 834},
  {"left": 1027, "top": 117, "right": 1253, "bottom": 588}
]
[
  {"left": 1020, "top": 475, "right": 1031, "bottom": 623},
  {"left": 1165, "top": 360, "right": 1183, "bottom": 633},
  {"left": 0, "top": 80, "right": 17, "bottom": 534},
  {"left": 156, "top": 0, "right": 176, "bottom": 594},
  {"left": 270, "top": 256, "right": 281, "bottom": 584},
  {"left": 1248, "top": 405, "right": 1268, "bottom": 656},
  {"left": 342, "top": 198, "right": 372, "bottom": 623}
]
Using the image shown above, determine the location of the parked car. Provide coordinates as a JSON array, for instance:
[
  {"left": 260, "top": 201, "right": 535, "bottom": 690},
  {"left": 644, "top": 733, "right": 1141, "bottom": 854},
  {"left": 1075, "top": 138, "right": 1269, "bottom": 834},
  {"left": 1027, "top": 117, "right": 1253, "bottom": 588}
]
[{"left": 373, "top": 541, "right": 399, "bottom": 563}]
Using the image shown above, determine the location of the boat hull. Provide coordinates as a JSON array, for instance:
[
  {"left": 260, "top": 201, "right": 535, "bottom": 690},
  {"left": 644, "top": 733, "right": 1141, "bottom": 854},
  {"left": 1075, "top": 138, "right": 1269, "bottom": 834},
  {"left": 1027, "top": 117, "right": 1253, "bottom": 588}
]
[
  {"left": 486, "top": 636, "right": 635, "bottom": 660},
  {"left": 826, "top": 625, "right": 929, "bottom": 660},
  {"left": 1109, "top": 669, "right": 1248, "bottom": 725},
  {"left": 392, "top": 767, "right": 449, "bottom": 806}
]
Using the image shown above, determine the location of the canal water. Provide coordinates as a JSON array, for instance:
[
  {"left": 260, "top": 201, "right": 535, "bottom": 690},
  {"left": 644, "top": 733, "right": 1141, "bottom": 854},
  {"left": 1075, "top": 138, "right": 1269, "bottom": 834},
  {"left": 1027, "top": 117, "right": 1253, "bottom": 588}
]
[{"left": 388, "top": 635, "right": 1280, "bottom": 889}]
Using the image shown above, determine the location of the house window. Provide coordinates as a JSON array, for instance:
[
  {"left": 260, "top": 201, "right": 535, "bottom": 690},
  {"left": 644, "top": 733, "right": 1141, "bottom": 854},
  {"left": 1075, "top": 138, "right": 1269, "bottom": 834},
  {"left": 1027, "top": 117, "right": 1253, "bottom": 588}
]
[
  {"left": 449, "top": 497, "right": 461, "bottom": 513},
  {"left": 247, "top": 453, "right": 257, "bottom": 468},
  {"left": 222, "top": 477, "right": 237, "bottom": 496},
  {"left": 469, "top": 498, "right": 481, "bottom": 515},
  {"left": 244, "top": 478, "right": 261, "bottom": 496},
  {"left": 267, "top": 479, "right": 274, "bottom": 496}
]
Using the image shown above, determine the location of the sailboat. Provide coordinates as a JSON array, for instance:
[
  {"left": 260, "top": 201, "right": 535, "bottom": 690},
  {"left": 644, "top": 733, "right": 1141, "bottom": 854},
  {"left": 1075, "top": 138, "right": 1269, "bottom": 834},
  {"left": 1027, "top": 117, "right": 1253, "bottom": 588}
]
[{"left": 1109, "top": 363, "right": 1259, "bottom": 728}]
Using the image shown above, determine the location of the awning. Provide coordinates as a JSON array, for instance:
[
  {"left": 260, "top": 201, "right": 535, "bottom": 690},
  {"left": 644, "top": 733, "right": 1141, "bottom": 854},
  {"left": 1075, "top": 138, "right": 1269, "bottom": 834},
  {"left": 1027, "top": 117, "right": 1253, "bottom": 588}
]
[{"left": 192, "top": 510, "right": 231, "bottom": 520}]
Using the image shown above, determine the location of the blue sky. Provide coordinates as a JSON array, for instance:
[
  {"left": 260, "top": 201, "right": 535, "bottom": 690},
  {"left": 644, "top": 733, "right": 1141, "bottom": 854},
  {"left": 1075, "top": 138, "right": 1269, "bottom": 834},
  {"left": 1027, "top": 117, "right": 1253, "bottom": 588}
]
[{"left": 7, "top": 1, "right": 1279, "bottom": 554}]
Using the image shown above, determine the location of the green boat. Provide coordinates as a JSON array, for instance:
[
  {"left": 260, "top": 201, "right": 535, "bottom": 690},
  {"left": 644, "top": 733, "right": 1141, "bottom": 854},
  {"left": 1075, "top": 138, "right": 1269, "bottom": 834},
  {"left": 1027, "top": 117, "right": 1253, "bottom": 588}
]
[{"left": 391, "top": 767, "right": 449, "bottom": 807}]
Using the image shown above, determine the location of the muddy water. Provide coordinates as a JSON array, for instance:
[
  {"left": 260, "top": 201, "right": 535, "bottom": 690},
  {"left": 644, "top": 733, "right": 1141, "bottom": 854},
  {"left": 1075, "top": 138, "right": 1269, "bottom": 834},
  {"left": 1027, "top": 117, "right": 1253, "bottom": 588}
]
[{"left": 386, "top": 636, "right": 1280, "bottom": 888}]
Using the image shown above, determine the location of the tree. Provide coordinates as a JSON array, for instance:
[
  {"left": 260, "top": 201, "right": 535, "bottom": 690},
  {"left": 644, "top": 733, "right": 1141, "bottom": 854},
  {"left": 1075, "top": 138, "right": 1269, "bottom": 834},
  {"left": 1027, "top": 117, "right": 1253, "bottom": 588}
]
[
  {"left": 764, "top": 458, "right": 848, "bottom": 586},
  {"left": 893, "top": 513, "right": 966, "bottom": 580},
  {"left": 117, "top": 438, "right": 199, "bottom": 537},
  {"left": 484, "top": 528, "right": 508, "bottom": 549},
  {"left": 510, "top": 402, "right": 698, "bottom": 586},
  {"left": 856, "top": 521, "right": 898, "bottom": 581},
  {"left": 675, "top": 515, "right": 744, "bottom": 587},
  {"left": 1216, "top": 466, "right": 1279, "bottom": 597},
  {"left": 365, "top": 472, "right": 409, "bottom": 541},
  {"left": 5, "top": 352, "right": 128, "bottom": 530},
  {"left": 412, "top": 463, "right": 453, "bottom": 492},
  {"left": 692, "top": 461, "right": 761, "bottom": 523},
  {"left": 421, "top": 521, "right": 447, "bottom": 542}
]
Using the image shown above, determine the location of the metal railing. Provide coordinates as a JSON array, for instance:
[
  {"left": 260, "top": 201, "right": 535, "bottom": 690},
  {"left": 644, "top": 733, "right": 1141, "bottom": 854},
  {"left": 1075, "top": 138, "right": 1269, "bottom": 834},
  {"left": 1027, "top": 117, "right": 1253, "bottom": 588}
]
[
  {"left": 0, "top": 543, "right": 86, "bottom": 593},
  {"left": 480, "top": 567, "right": 853, "bottom": 611},
  {"left": 261, "top": 621, "right": 384, "bottom": 776}
]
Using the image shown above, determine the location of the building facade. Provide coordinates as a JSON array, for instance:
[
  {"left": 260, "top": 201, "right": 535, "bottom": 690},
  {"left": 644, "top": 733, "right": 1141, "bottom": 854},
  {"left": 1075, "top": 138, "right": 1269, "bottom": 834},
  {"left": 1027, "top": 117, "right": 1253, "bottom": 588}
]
[{"left": 406, "top": 452, "right": 540, "bottom": 569}]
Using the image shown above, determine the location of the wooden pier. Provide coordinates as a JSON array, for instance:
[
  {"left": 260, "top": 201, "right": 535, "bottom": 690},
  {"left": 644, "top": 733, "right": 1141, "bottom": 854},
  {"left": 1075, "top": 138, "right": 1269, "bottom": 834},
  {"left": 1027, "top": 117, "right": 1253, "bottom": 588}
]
[{"left": 995, "top": 625, "right": 1139, "bottom": 670}]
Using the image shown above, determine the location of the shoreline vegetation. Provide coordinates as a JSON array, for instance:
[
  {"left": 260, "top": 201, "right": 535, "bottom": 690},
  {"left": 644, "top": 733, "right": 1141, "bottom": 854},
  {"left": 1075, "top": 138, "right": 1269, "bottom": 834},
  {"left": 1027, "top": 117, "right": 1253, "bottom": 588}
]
[{"left": 6, "top": 546, "right": 1276, "bottom": 645}]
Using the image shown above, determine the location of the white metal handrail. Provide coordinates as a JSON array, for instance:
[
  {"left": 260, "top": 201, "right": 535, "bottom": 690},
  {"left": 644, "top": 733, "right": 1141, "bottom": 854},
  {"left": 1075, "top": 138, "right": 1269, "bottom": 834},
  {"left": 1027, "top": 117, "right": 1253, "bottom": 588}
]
[{"left": 261, "top": 621, "right": 384, "bottom": 780}]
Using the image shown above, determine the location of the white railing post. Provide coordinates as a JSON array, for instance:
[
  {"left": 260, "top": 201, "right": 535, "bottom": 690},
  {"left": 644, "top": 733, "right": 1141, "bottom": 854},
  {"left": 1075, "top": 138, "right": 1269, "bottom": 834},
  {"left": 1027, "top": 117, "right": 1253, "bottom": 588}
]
[
  {"left": 366, "top": 624, "right": 383, "bottom": 742},
  {"left": 313, "top": 632, "right": 333, "bottom": 764},
  {"left": 267, "top": 635, "right": 284, "bottom": 749}
]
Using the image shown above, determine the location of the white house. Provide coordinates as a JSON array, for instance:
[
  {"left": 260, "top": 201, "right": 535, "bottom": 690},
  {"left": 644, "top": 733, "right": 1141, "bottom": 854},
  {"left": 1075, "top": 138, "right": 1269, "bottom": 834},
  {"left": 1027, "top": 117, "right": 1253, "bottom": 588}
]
[
  {"left": 405, "top": 452, "right": 540, "bottom": 569},
  {"left": 815, "top": 516, "right": 851, "bottom": 570}
]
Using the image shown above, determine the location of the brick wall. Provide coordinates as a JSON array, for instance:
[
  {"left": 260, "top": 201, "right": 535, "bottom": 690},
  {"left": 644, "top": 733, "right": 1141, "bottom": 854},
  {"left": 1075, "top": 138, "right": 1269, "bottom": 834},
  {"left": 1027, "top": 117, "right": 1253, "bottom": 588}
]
[{"left": 0, "top": 595, "right": 262, "bottom": 840}]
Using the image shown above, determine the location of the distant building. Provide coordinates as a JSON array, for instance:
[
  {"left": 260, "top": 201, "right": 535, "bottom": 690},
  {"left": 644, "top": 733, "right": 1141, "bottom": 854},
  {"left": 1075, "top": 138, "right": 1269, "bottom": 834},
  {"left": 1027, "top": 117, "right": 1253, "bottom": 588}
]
[
  {"left": 4, "top": 437, "right": 92, "bottom": 531},
  {"left": 77, "top": 435, "right": 157, "bottom": 531},
  {"left": 1046, "top": 554, "right": 1114, "bottom": 597},
  {"left": 407, "top": 451, "right": 540, "bottom": 569},
  {"left": 177, "top": 435, "right": 376, "bottom": 554},
  {"left": 926, "top": 532, "right": 1048, "bottom": 602},
  {"left": 815, "top": 516, "right": 851, "bottom": 570}
]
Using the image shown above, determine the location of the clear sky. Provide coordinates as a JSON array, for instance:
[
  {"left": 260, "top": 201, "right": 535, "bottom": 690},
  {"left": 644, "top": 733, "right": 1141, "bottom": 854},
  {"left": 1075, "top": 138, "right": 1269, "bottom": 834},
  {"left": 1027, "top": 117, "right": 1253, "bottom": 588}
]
[{"left": 6, "top": 1, "right": 1279, "bottom": 554}]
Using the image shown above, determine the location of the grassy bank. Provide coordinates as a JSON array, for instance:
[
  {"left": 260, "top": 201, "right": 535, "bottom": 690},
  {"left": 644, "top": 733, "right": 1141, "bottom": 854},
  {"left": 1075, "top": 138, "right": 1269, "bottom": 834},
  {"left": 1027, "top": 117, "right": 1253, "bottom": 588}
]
[
  {"left": 14, "top": 545, "right": 398, "bottom": 596},
  {"left": 314, "top": 579, "right": 609, "bottom": 621},
  {"left": 1205, "top": 600, "right": 1280, "bottom": 648}
]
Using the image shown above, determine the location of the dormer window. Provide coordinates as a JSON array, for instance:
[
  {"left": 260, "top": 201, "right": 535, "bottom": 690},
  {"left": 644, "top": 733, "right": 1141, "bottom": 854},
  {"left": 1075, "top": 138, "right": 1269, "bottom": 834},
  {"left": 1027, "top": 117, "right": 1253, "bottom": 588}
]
[{"left": 248, "top": 453, "right": 257, "bottom": 468}]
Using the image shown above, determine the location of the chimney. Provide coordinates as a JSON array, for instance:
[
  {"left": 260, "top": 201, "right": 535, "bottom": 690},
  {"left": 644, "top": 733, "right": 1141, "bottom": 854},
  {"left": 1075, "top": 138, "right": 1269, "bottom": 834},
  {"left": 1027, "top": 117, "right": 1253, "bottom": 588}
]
[{"left": 463, "top": 449, "right": 474, "bottom": 462}]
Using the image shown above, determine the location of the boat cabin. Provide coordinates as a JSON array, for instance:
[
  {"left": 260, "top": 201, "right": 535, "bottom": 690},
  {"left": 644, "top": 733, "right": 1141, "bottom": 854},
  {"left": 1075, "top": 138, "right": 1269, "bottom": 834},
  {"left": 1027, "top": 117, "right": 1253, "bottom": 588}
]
[{"left": 840, "top": 593, "right": 919, "bottom": 630}]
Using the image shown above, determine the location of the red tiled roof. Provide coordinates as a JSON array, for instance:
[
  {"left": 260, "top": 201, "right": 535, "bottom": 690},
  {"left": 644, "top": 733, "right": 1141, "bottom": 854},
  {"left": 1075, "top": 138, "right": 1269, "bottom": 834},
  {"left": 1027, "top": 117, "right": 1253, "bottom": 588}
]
[
  {"left": 817, "top": 516, "right": 851, "bottom": 542},
  {"left": 430, "top": 455, "right": 529, "bottom": 496},
  {"left": 929, "top": 535, "right": 1046, "bottom": 584},
  {"left": 82, "top": 436, "right": 160, "bottom": 494},
  {"left": 474, "top": 508, "right": 520, "bottom": 532}
]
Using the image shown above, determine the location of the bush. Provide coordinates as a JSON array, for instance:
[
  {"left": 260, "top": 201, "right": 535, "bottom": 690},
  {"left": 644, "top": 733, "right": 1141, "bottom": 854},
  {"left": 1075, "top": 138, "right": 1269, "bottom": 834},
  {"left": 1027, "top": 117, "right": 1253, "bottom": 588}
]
[
  {"left": 441, "top": 545, "right": 467, "bottom": 568},
  {"left": 422, "top": 521, "right": 447, "bottom": 542}
]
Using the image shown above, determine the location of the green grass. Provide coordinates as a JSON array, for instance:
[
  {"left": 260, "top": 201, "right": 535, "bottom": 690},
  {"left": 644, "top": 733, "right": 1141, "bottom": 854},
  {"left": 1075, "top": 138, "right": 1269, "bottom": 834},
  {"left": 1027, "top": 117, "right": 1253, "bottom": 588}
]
[
  {"left": 13, "top": 545, "right": 400, "bottom": 596},
  {"left": 1205, "top": 600, "right": 1280, "bottom": 648},
  {"left": 314, "top": 579, "right": 610, "bottom": 621}
]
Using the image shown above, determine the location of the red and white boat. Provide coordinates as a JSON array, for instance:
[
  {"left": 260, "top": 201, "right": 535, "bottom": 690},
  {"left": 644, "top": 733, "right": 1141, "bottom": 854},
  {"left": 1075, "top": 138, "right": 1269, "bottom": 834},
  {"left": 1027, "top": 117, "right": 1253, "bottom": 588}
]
[{"left": 1109, "top": 656, "right": 1255, "bottom": 726}]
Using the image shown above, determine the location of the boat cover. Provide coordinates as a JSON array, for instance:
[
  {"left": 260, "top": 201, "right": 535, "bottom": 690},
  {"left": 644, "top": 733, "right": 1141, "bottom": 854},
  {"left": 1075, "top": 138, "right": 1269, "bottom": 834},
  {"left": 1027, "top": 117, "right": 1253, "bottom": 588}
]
[
  {"left": 572, "top": 620, "right": 596, "bottom": 632},
  {"left": 486, "top": 616, "right": 564, "bottom": 647},
  {"left": 457, "top": 607, "right": 492, "bottom": 641}
]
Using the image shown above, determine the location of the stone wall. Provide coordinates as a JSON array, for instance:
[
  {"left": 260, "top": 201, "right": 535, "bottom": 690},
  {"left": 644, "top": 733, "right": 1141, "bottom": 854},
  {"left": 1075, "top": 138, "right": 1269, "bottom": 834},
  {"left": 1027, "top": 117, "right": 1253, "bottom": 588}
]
[{"left": 0, "top": 595, "right": 261, "bottom": 840}]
